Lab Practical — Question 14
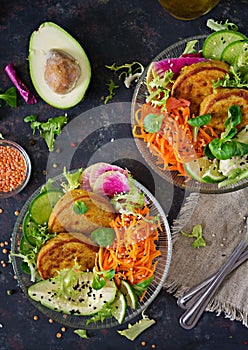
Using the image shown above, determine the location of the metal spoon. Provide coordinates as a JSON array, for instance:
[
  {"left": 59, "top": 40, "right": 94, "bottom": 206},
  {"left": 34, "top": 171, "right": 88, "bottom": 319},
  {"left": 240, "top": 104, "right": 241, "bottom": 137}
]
[{"left": 179, "top": 219, "right": 248, "bottom": 330}]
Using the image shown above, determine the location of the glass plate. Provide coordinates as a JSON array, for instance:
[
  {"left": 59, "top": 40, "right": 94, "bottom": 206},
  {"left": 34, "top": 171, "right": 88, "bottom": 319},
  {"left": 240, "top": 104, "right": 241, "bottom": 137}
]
[
  {"left": 131, "top": 35, "right": 248, "bottom": 194},
  {"left": 11, "top": 172, "right": 172, "bottom": 329}
]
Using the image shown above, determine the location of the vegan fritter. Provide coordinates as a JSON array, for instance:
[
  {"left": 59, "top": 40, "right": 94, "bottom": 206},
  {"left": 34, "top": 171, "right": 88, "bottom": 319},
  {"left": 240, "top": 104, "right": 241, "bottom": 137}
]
[
  {"left": 37, "top": 232, "right": 98, "bottom": 279},
  {"left": 171, "top": 60, "right": 230, "bottom": 116},
  {"left": 48, "top": 189, "right": 116, "bottom": 235},
  {"left": 199, "top": 88, "right": 248, "bottom": 132}
]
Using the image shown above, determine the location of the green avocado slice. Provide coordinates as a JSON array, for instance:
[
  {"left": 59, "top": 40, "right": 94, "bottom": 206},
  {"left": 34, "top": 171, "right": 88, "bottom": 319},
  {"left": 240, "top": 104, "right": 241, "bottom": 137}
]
[
  {"left": 28, "top": 22, "right": 91, "bottom": 109},
  {"left": 28, "top": 272, "right": 116, "bottom": 316}
]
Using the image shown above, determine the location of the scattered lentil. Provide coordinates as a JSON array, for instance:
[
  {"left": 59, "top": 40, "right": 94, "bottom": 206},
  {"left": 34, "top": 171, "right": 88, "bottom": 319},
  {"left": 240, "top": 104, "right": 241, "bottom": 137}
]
[
  {"left": 56, "top": 332, "right": 62, "bottom": 339},
  {"left": 61, "top": 327, "right": 66, "bottom": 332},
  {"left": 0, "top": 208, "right": 3, "bottom": 213},
  {"left": 0, "top": 145, "right": 26, "bottom": 192},
  {"left": 141, "top": 341, "right": 147, "bottom": 346},
  {"left": 2, "top": 248, "right": 8, "bottom": 254},
  {"left": 151, "top": 344, "right": 156, "bottom": 349},
  {"left": 14, "top": 210, "right": 20, "bottom": 216},
  {"left": 48, "top": 318, "right": 54, "bottom": 324}
]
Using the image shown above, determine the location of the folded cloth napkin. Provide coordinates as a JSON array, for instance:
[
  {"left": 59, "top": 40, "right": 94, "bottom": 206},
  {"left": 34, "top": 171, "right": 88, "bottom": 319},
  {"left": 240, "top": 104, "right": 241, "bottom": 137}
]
[{"left": 163, "top": 187, "right": 248, "bottom": 327}]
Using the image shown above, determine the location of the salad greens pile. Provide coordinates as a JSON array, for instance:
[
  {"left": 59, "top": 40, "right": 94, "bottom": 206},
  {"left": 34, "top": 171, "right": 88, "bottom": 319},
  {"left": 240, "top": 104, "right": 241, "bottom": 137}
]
[
  {"left": 11, "top": 163, "right": 161, "bottom": 331},
  {"left": 142, "top": 18, "right": 248, "bottom": 188}
]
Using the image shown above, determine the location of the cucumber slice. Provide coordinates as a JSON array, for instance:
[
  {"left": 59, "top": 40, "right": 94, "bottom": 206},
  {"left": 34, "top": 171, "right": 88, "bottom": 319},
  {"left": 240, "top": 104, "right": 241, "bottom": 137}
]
[
  {"left": 19, "top": 235, "right": 34, "bottom": 254},
  {"left": 202, "top": 30, "right": 247, "bottom": 60},
  {"left": 221, "top": 40, "right": 248, "bottom": 64},
  {"left": 29, "top": 190, "right": 63, "bottom": 225},
  {"left": 22, "top": 212, "right": 38, "bottom": 246}
]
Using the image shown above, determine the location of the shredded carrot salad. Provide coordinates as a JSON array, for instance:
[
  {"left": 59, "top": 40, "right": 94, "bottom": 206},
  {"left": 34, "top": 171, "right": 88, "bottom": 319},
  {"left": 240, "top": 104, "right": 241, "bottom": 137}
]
[
  {"left": 133, "top": 97, "right": 218, "bottom": 177},
  {"left": 95, "top": 205, "right": 161, "bottom": 291}
]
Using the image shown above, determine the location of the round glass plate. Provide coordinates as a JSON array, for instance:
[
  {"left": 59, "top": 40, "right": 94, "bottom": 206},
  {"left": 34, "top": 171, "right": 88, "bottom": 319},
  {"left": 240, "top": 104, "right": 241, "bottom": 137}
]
[
  {"left": 11, "top": 171, "right": 172, "bottom": 329},
  {"left": 131, "top": 35, "right": 248, "bottom": 194}
]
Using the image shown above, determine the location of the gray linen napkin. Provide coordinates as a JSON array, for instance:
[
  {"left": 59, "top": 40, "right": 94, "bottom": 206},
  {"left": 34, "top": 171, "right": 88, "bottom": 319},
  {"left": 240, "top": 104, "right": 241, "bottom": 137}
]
[{"left": 163, "top": 188, "right": 248, "bottom": 326}]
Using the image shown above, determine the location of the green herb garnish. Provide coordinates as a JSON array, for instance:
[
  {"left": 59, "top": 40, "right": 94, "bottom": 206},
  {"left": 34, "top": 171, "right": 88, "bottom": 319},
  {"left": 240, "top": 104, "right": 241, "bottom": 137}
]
[
  {"left": 180, "top": 224, "right": 206, "bottom": 248},
  {"left": 91, "top": 227, "right": 116, "bottom": 247},
  {"left": 24, "top": 114, "right": 68, "bottom": 151},
  {"left": 73, "top": 200, "right": 88, "bottom": 214},
  {"left": 0, "top": 86, "right": 17, "bottom": 107},
  {"left": 143, "top": 113, "right": 164, "bottom": 133},
  {"left": 207, "top": 105, "right": 248, "bottom": 160},
  {"left": 104, "top": 79, "right": 119, "bottom": 104},
  {"left": 61, "top": 167, "right": 83, "bottom": 192},
  {"left": 74, "top": 329, "right": 89, "bottom": 339},
  {"left": 207, "top": 18, "right": 239, "bottom": 32}
]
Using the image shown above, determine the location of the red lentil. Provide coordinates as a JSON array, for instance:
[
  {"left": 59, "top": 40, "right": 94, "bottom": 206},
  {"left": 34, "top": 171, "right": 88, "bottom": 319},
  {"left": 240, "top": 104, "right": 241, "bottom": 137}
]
[
  {"left": 2, "top": 248, "right": 8, "bottom": 254},
  {"left": 14, "top": 210, "right": 20, "bottom": 216},
  {"left": 0, "top": 146, "right": 26, "bottom": 193},
  {"left": 33, "top": 315, "right": 39, "bottom": 321},
  {"left": 48, "top": 318, "right": 54, "bottom": 324},
  {"left": 0, "top": 208, "right": 3, "bottom": 213},
  {"left": 56, "top": 332, "right": 62, "bottom": 339}
]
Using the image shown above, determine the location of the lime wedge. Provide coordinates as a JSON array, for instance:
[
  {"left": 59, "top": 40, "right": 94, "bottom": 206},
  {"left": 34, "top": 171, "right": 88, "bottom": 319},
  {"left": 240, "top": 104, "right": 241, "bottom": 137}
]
[
  {"left": 202, "top": 163, "right": 226, "bottom": 183},
  {"left": 111, "top": 290, "right": 127, "bottom": 324},
  {"left": 120, "top": 280, "right": 138, "bottom": 309},
  {"left": 184, "top": 157, "right": 212, "bottom": 182}
]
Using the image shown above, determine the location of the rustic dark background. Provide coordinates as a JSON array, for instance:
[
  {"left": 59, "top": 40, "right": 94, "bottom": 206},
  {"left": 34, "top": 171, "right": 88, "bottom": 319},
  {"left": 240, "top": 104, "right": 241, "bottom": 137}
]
[{"left": 0, "top": 1, "right": 248, "bottom": 349}]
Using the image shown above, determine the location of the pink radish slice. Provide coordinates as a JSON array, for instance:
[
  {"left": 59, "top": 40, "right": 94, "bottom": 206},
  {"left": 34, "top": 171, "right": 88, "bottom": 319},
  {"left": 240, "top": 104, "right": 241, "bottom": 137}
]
[{"left": 92, "top": 170, "right": 130, "bottom": 197}]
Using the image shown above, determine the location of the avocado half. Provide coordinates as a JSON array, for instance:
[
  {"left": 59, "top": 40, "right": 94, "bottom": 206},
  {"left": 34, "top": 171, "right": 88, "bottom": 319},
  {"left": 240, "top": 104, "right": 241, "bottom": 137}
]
[{"left": 28, "top": 22, "right": 91, "bottom": 109}]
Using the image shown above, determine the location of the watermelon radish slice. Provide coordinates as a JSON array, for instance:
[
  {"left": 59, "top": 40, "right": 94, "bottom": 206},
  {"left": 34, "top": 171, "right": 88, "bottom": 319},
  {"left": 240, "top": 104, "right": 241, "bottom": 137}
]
[
  {"left": 89, "top": 163, "right": 126, "bottom": 189},
  {"left": 147, "top": 56, "right": 208, "bottom": 81},
  {"left": 92, "top": 170, "right": 130, "bottom": 197}
]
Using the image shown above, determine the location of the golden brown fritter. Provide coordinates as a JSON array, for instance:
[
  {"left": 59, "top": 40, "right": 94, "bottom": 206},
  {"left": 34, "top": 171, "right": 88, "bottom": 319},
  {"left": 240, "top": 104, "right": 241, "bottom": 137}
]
[
  {"left": 171, "top": 60, "right": 230, "bottom": 116},
  {"left": 48, "top": 189, "right": 116, "bottom": 235},
  {"left": 37, "top": 232, "right": 98, "bottom": 280},
  {"left": 199, "top": 88, "right": 248, "bottom": 132}
]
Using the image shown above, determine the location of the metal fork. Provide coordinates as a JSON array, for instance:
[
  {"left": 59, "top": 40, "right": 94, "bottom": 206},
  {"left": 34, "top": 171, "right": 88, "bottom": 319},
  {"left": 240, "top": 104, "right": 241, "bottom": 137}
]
[
  {"left": 177, "top": 248, "right": 248, "bottom": 310},
  {"left": 179, "top": 218, "right": 248, "bottom": 330}
]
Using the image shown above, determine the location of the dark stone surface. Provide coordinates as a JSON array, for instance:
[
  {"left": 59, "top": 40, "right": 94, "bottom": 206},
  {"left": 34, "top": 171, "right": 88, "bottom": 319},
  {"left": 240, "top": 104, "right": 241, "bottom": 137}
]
[{"left": 0, "top": 0, "right": 248, "bottom": 349}]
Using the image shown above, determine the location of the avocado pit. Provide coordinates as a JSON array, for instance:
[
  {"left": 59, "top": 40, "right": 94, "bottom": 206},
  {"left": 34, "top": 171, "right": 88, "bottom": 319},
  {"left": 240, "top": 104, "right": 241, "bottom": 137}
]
[{"left": 44, "top": 49, "right": 81, "bottom": 95}]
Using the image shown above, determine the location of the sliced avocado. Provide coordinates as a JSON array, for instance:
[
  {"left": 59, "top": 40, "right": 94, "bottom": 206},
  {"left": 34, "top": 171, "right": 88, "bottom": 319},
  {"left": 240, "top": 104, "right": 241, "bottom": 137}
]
[
  {"left": 235, "top": 126, "right": 248, "bottom": 144},
  {"left": 28, "top": 272, "right": 116, "bottom": 316},
  {"left": 28, "top": 22, "right": 91, "bottom": 109}
]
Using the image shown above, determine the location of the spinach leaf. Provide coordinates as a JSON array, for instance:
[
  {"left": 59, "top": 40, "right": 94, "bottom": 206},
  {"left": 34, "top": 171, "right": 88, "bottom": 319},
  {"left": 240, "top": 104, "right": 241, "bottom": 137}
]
[
  {"left": 221, "top": 105, "right": 242, "bottom": 140},
  {"left": 206, "top": 105, "right": 248, "bottom": 160},
  {"left": 209, "top": 138, "right": 248, "bottom": 160},
  {"left": 91, "top": 227, "right": 116, "bottom": 247},
  {"left": 188, "top": 113, "right": 211, "bottom": 142},
  {"left": 188, "top": 114, "right": 211, "bottom": 127},
  {"left": 0, "top": 86, "right": 17, "bottom": 107},
  {"left": 143, "top": 113, "right": 163, "bottom": 133},
  {"left": 133, "top": 277, "right": 154, "bottom": 297},
  {"left": 73, "top": 200, "right": 88, "bottom": 214}
]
